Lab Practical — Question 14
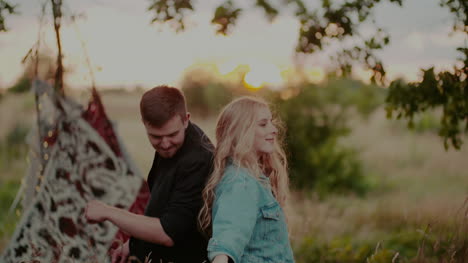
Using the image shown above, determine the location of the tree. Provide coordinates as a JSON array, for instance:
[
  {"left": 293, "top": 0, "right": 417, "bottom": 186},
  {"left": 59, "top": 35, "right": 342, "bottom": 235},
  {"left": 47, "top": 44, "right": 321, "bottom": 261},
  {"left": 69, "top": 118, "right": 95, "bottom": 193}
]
[
  {"left": 1, "top": 0, "right": 66, "bottom": 94},
  {"left": 8, "top": 51, "right": 59, "bottom": 93},
  {"left": 147, "top": 0, "right": 402, "bottom": 85},
  {"left": 2, "top": 0, "right": 467, "bottom": 148},
  {"left": 0, "top": 0, "right": 16, "bottom": 32},
  {"left": 385, "top": 0, "right": 467, "bottom": 149},
  {"left": 144, "top": 0, "right": 467, "bottom": 149}
]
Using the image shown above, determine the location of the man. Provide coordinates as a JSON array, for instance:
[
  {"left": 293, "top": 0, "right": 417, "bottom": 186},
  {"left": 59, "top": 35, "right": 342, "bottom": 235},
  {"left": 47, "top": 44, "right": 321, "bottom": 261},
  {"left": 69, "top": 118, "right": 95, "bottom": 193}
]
[{"left": 85, "top": 85, "right": 214, "bottom": 263}]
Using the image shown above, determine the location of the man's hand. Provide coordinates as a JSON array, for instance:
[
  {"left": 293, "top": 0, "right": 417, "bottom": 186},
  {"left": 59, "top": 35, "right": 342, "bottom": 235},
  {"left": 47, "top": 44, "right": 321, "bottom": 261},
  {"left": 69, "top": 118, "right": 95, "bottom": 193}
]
[
  {"left": 85, "top": 200, "right": 110, "bottom": 223},
  {"left": 111, "top": 240, "right": 130, "bottom": 263},
  {"left": 85, "top": 200, "right": 173, "bottom": 247}
]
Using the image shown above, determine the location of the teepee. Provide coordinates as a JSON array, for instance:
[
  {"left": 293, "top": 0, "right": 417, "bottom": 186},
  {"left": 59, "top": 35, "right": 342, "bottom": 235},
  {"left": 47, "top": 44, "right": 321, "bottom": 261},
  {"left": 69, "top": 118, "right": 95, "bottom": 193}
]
[{"left": 1, "top": 1, "right": 149, "bottom": 261}]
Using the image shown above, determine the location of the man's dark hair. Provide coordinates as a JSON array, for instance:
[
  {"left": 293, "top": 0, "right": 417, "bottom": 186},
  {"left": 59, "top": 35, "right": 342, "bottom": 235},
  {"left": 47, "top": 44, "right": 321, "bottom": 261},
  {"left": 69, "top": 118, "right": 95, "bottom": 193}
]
[{"left": 140, "top": 85, "right": 187, "bottom": 127}]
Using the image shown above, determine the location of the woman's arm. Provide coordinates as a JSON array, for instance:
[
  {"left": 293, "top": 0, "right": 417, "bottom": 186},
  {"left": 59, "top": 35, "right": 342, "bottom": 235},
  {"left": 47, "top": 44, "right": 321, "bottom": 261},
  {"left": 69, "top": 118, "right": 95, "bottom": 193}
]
[{"left": 207, "top": 172, "right": 260, "bottom": 263}]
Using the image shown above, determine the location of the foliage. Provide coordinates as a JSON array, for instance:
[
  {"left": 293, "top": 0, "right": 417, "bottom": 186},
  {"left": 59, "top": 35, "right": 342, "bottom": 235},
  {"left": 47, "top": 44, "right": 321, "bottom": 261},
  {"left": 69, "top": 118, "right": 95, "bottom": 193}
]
[
  {"left": 7, "top": 76, "right": 30, "bottom": 94},
  {"left": 181, "top": 79, "right": 234, "bottom": 117},
  {"left": 0, "top": 181, "right": 20, "bottom": 219},
  {"left": 180, "top": 66, "right": 379, "bottom": 195},
  {"left": 147, "top": 0, "right": 405, "bottom": 85},
  {"left": 147, "top": 0, "right": 467, "bottom": 150},
  {"left": 0, "top": 124, "right": 29, "bottom": 173},
  {"left": 272, "top": 79, "right": 382, "bottom": 196},
  {"left": 147, "top": 0, "right": 193, "bottom": 32},
  {"left": 0, "top": 0, "right": 16, "bottom": 32},
  {"left": 410, "top": 111, "right": 442, "bottom": 134},
  {"left": 2, "top": 0, "right": 467, "bottom": 149},
  {"left": 386, "top": 61, "right": 468, "bottom": 149},
  {"left": 295, "top": 226, "right": 468, "bottom": 263},
  {"left": 321, "top": 77, "right": 386, "bottom": 117},
  {"left": 440, "top": 0, "right": 467, "bottom": 33},
  {"left": 385, "top": 0, "right": 467, "bottom": 149},
  {"left": 296, "top": 236, "right": 383, "bottom": 263},
  {"left": 0, "top": 179, "right": 21, "bottom": 241},
  {"left": 180, "top": 67, "right": 270, "bottom": 117},
  {"left": 0, "top": 124, "right": 27, "bottom": 248},
  {"left": 7, "top": 52, "right": 58, "bottom": 94},
  {"left": 211, "top": 0, "right": 242, "bottom": 35},
  {"left": 181, "top": 69, "right": 382, "bottom": 195}
]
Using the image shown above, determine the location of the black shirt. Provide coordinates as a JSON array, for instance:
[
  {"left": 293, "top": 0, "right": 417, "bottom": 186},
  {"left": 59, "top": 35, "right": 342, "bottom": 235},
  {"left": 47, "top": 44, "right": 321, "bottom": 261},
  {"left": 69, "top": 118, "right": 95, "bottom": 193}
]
[{"left": 129, "top": 122, "right": 214, "bottom": 262}]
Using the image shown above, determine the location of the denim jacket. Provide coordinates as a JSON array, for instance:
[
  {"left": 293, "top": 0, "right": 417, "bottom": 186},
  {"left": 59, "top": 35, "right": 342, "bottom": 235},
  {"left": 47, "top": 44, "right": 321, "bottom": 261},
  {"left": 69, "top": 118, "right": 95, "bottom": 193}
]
[{"left": 207, "top": 163, "right": 295, "bottom": 263}]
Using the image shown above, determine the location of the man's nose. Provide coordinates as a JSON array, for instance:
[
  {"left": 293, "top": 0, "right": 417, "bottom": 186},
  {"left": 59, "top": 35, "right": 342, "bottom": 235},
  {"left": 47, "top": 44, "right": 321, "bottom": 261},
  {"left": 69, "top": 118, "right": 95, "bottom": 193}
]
[{"left": 160, "top": 137, "right": 171, "bottom": 149}]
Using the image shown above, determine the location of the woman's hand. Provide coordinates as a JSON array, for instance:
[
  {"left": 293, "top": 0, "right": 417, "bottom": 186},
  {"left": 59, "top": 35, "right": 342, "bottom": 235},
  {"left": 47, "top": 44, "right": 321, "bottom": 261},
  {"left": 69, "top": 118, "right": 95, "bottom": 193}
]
[
  {"left": 212, "top": 254, "right": 229, "bottom": 263},
  {"left": 85, "top": 200, "right": 111, "bottom": 223}
]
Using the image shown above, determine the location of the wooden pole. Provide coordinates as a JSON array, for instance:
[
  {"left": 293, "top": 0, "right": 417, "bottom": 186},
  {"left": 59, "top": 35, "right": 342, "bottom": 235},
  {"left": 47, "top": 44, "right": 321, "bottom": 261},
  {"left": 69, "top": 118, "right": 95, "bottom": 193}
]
[{"left": 50, "top": 0, "right": 64, "bottom": 95}]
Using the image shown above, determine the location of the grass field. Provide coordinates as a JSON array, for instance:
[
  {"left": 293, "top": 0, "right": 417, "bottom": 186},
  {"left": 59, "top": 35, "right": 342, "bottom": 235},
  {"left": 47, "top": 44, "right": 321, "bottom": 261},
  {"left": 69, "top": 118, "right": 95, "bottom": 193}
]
[{"left": 1, "top": 90, "right": 467, "bottom": 261}]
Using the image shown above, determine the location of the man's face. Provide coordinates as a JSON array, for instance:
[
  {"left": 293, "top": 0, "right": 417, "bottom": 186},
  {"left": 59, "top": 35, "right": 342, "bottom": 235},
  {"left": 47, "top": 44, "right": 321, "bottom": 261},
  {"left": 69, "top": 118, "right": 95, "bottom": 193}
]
[{"left": 144, "top": 114, "right": 189, "bottom": 158}]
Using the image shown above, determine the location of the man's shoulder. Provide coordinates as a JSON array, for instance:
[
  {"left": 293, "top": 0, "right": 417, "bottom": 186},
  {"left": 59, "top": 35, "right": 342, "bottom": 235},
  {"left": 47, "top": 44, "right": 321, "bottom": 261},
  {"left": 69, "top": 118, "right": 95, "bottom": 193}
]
[
  {"left": 175, "top": 122, "right": 213, "bottom": 173},
  {"left": 177, "top": 148, "right": 213, "bottom": 170},
  {"left": 184, "top": 122, "right": 214, "bottom": 158}
]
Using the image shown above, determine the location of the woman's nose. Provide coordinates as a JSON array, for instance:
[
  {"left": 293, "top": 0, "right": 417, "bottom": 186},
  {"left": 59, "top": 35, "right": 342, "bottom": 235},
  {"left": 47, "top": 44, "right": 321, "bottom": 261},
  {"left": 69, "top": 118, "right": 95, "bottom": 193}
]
[{"left": 271, "top": 124, "right": 278, "bottom": 134}]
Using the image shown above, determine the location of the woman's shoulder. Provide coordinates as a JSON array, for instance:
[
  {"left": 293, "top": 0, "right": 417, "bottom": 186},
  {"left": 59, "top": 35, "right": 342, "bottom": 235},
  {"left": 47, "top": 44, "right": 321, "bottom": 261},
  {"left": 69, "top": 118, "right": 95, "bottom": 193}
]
[{"left": 219, "top": 163, "right": 261, "bottom": 189}]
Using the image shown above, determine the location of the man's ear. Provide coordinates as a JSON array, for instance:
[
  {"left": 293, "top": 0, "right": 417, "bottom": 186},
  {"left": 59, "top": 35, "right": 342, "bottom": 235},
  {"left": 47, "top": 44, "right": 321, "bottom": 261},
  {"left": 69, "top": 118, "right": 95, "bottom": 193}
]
[
  {"left": 184, "top": 112, "right": 191, "bottom": 128},
  {"left": 141, "top": 118, "right": 151, "bottom": 129}
]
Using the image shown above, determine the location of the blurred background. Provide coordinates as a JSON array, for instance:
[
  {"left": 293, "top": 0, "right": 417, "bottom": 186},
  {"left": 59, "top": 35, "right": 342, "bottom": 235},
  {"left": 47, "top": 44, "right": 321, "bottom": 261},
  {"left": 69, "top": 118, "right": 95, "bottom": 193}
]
[{"left": 0, "top": 0, "right": 467, "bottom": 262}]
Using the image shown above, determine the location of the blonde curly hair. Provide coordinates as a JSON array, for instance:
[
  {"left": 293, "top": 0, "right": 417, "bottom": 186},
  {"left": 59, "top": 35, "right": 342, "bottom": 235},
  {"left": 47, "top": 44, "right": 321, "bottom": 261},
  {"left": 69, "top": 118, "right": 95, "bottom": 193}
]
[{"left": 198, "top": 96, "right": 290, "bottom": 236}]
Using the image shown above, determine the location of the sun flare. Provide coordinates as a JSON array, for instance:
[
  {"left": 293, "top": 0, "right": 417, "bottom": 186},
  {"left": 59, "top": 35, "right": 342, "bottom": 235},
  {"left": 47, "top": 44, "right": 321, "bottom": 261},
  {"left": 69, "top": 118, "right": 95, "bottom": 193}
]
[{"left": 242, "top": 60, "right": 283, "bottom": 89}]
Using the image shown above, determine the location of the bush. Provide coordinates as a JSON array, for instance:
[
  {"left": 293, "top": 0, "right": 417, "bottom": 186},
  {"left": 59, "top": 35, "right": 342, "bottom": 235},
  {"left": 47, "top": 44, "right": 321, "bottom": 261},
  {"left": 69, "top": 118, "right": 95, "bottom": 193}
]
[
  {"left": 0, "top": 124, "right": 29, "bottom": 249},
  {"left": 0, "top": 179, "right": 21, "bottom": 223},
  {"left": 412, "top": 111, "right": 442, "bottom": 133},
  {"left": 273, "top": 80, "right": 375, "bottom": 196},
  {"left": 0, "top": 124, "right": 29, "bottom": 172},
  {"left": 324, "top": 77, "right": 386, "bottom": 118},
  {"left": 180, "top": 68, "right": 271, "bottom": 117},
  {"left": 7, "top": 76, "right": 31, "bottom": 94},
  {"left": 181, "top": 70, "right": 380, "bottom": 196},
  {"left": 182, "top": 81, "right": 234, "bottom": 117},
  {"left": 0, "top": 179, "right": 21, "bottom": 251}
]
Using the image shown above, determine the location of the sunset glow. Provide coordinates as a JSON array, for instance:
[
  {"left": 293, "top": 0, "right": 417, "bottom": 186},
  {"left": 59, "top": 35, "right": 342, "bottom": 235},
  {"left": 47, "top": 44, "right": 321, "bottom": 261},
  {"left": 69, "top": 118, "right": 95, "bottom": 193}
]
[
  {"left": 0, "top": 0, "right": 464, "bottom": 90},
  {"left": 243, "top": 60, "right": 283, "bottom": 89}
]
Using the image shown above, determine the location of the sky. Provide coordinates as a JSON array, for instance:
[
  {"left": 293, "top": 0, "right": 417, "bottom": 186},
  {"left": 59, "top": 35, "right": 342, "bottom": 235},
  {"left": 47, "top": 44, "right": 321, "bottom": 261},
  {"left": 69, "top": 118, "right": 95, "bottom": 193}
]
[{"left": 0, "top": 0, "right": 466, "bottom": 90}]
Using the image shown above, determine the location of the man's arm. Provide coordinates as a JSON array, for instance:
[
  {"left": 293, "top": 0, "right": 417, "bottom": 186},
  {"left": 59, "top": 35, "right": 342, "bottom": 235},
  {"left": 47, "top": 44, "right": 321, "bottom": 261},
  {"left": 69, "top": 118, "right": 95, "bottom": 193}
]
[{"left": 85, "top": 200, "right": 174, "bottom": 247}]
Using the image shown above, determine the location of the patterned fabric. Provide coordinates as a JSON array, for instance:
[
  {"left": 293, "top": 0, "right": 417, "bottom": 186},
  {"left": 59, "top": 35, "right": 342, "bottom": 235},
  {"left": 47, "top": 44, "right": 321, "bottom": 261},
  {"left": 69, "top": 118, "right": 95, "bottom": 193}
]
[
  {"left": 82, "top": 88, "right": 123, "bottom": 157},
  {"left": 21, "top": 80, "right": 65, "bottom": 210},
  {"left": 82, "top": 88, "right": 151, "bottom": 256},
  {"left": 1, "top": 80, "right": 148, "bottom": 263}
]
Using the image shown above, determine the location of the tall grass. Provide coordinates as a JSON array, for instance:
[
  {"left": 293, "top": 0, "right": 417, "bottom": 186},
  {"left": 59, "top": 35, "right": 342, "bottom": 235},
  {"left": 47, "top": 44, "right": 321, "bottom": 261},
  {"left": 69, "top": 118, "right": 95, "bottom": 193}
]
[
  {"left": 1, "top": 91, "right": 467, "bottom": 261},
  {"left": 0, "top": 123, "right": 29, "bottom": 252}
]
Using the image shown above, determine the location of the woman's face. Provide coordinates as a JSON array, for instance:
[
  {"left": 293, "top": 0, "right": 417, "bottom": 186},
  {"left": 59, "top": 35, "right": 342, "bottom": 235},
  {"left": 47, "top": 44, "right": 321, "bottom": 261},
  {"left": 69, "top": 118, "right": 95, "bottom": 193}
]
[{"left": 253, "top": 106, "right": 278, "bottom": 155}]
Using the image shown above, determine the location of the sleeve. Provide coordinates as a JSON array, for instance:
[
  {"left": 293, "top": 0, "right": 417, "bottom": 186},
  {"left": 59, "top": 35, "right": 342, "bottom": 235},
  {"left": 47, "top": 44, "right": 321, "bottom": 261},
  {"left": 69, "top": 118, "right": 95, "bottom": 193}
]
[
  {"left": 207, "top": 172, "right": 260, "bottom": 263},
  {"left": 159, "top": 157, "right": 210, "bottom": 245},
  {"left": 146, "top": 152, "right": 159, "bottom": 192}
]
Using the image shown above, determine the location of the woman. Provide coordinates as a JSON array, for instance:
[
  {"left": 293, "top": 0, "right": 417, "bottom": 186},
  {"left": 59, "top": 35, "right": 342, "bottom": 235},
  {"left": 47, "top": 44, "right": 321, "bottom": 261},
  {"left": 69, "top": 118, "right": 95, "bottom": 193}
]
[{"left": 199, "top": 96, "right": 295, "bottom": 263}]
